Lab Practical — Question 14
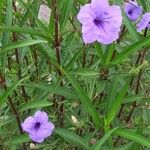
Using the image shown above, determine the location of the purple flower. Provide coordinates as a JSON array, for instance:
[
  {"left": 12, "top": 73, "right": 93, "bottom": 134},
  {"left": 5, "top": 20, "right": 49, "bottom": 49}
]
[
  {"left": 137, "top": 13, "right": 150, "bottom": 32},
  {"left": 77, "top": 0, "right": 122, "bottom": 45},
  {"left": 124, "top": 0, "right": 142, "bottom": 22},
  {"left": 21, "top": 111, "right": 55, "bottom": 143}
]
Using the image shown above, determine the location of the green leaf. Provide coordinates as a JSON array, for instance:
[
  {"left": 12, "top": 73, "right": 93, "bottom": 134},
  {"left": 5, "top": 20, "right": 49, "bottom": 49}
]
[
  {"left": 123, "top": 95, "right": 143, "bottom": 104},
  {"left": 104, "top": 43, "right": 115, "bottom": 65},
  {"left": 77, "top": 0, "right": 85, "bottom": 5},
  {"left": 20, "top": 100, "right": 52, "bottom": 111},
  {"left": 91, "top": 128, "right": 118, "bottom": 150},
  {"left": 64, "top": 71, "right": 101, "bottom": 128},
  {"left": 94, "top": 43, "right": 105, "bottom": 65},
  {"left": 0, "top": 0, "right": 2, "bottom": 25},
  {"left": 115, "top": 142, "right": 133, "bottom": 150},
  {"left": 60, "top": 0, "right": 74, "bottom": 31},
  {"left": 27, "top": 82, "right": 78, "bottom": 100},
  {"left": 10, "top": 134, "right": 30, "bottom": 145},
  {"left": 113, "top": 35, "right": 150, "bottom": 64},
  {"left": 139, "top": 0, "right": 147, "bottom": 12},
  {"left": 105, "top": 79, "right": 130, "bottom": 126},
  {"left": 114, "top": 128, "right": 150, "bottom": 148},
  {"left": 55, "top": 128, "right": 90, "bottom": 150},
  {"left": 0, "top": 77, "right": 29, "bottom": 106},
  {"left": 0, "top": 26, "right": 50, "bottom": 39},
  {"left": 69, "top": 69, "right": 99, "bottom": 77},
  {"left": 0, "top": 40, "right": 47, "bottom": 54},
  {"left": 65, "top": 46, "right": 83, "bottom": 70},
  {"left": 105, "top": 75, "right": 119, "bottom": 116},
  {"left": 0, "top": 0, "right": 13, "bottom": 71}
]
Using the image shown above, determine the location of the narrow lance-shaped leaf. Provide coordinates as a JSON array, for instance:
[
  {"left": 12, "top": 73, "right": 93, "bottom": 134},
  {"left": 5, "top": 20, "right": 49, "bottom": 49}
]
[
  {"left": 139, "top": 0, "right": 147, "bottom": 12},
  {"left": 65, "top": 71, "right": 101, "bottom": 128},
  {"left": 0, "top": 40, "right": 47, "bottom": 54},
  {"left": 91, "top": 128, "right": 118, "bottom": 150},
  {"left": 28, "top": 82, "right": 78, "bottom": 100},
  {"left": 0, "top": 77, "right": 29, "bottom": 106},
  {"left": 0, "top": 0, "right": 3, "bottom": 24},
  {"left": 105, "top": 75, "right": 119, "bottom": 116},
  {"left": 94, "top": 42, "right": 105, "bottom": 66},
  {"left": 112, "top": 35, "right": 150, "bottom": 64},
  {"left": 55, "top": 128, "right": 90, "bottom": 150},
  {"left": 0, "top": 26, "right": 50, "bottom": 39},
  {"left": 114, "top": 128, "right": 150, "bottom": 148},
  {"left": 60, "top": 0, "right": 74, "bottom": 31},
  {"left": 0, "top": 0, "right": 13, "bottom": 72},
  {"left": 20, "top": 100, "right": 53, "bottom": 112},
  {"left": 105, "top": 78, "right": 130, "bottom": 126},
  {"left": 69, "top": 69, "right": 99, "bottom": 77},
  {"left": 104, "top": 43, "right": 115, "bottom": 65}
]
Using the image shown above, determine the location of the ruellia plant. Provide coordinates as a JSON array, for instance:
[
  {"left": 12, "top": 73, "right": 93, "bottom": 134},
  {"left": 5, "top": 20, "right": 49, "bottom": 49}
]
[{"left": 0, "top": 0, "right": 150, "bottom": 149}]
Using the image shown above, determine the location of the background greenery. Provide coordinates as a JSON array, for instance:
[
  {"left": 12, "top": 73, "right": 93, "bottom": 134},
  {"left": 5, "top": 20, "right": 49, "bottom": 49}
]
[{"left": 0, "top": 0, "right": 150, "bottom": 149}]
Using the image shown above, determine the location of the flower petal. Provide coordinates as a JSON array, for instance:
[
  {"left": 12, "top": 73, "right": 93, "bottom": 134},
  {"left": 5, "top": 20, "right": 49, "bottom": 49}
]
[
  {"left": 82, "top": 25, "right": 96, "bottom": 43},
  {"left": 77, "top": 4, "right": 94, "bottom": 25},
  {"left": 94, "top": 5, "right": 122, "bottom": 44},
  {"left": 91, "top": 0, "right": 108, "bottom": 15},
  {"left": 21, "top": 117, "right": 35, "bottom": 132},
  {"left": 97, "top": 32, "right": 119, "bottom": 45},
  {"left": 29, "top": 131, "right": 45, "bottom": 143},
  {"left": 137, "top": 13, "right": 150, "bottom": 32},
  {"left": 34, "top": 110, "right": 48, "bottom": 123},
  {"left": 108, "top": 5, "right": 122, "bottom": 28},
  {"left": 41, "top": 122, "right": 55, "bottom": 138}
]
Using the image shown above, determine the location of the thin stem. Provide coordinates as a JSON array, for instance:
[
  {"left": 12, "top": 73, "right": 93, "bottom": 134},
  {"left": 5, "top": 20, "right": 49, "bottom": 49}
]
[
  {"left": 0, "top": 71, "right": 26, "bottom": 150},
  {"left": 52, "top": 0, "right": 64, "bottom": 127}
]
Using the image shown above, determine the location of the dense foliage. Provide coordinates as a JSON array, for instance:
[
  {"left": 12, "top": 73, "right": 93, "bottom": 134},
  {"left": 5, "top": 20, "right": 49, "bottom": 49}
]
[{"left": 0, "top": 0, "right": 150, "bottom": 149}]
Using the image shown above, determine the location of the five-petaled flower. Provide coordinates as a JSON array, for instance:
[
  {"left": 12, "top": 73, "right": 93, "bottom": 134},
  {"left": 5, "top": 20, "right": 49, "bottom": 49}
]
[
  {"left": 21, "top": 110, "right": 55, "bottom": 143},
  {"left": 77, "top": 0, "right": 122, "bottom": 45},
  {"left": 124, "top": 0, "right": 142, "bottom": 22},
  {"left": 137, "top": 13, "right": 150, "bottom": 32}
]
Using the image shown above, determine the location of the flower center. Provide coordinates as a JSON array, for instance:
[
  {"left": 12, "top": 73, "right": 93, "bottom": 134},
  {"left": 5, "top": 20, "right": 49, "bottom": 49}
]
[
  {"left": 128, "top": 10, "right": 133, "bottom": 15},
  {"left": 34, "top": 122, "right": 41, "bottom": 129},
  {"left": 93, "top": 18, "right": 102, "bottom": 27}
]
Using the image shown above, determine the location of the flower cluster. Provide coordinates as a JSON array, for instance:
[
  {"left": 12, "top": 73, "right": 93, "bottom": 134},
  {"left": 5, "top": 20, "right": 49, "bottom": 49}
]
[
  {"left": 125, "top": 0, "right": 150, "bottom": 32},
  {"left": 21, "top": 111, "right": 54, "bottom": 143},
  {"left": 77, "top": 0, "right": 150, "bottom": 45}
]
